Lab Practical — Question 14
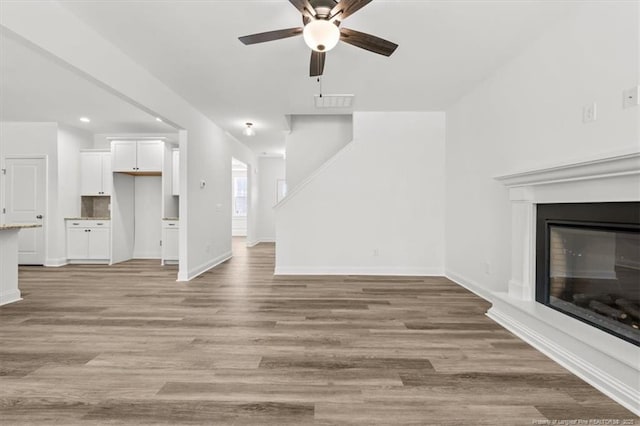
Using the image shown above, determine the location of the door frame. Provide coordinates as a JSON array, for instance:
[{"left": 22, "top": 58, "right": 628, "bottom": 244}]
[{"left": 1, "top": 155, "right": 49, "bottom": 265}]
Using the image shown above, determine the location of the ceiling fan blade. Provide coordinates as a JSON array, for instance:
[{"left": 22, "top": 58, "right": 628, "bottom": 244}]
[
  {"left": 329, "top": 0, "right": 372, "bottom": 21},
  {"left": 339, "top": 28, "right": 398, "bottom": 56},
  {"left": 239, "top": 28, "right": 303, "bottom": 45},
  {"left": 310, "top": 51, "right": 326, "bottom": 77},
  {"left": 289, "top": 0, "right": 315, "bottom": 18}
]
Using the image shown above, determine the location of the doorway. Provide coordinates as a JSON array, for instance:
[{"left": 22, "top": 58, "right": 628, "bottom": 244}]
[
  {"left": 231, "top": 158, "right": 248, "bottom": 239},
  {"left": 3, "top": 156, "right": 46, "bottom": 265}
]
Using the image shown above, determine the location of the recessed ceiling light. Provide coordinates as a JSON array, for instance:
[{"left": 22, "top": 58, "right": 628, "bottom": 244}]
[
  {"left": 79, "top": 117, "right": 91, "bottom": 123},
  {"left": 155, "top": 117, "right": 163, "bottom": 122}
]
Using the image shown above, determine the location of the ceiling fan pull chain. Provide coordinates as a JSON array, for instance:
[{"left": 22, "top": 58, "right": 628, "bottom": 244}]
[{"left": 318, "top": 77, "right": 323, "bottom": 98}]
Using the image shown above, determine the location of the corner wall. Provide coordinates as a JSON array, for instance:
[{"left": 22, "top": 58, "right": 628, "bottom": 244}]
[
  {"left": 444, "top": 1, "right": 640, "bottom": 295},
  {"left": 276, "top": 112, "right": 446, "bottom": 275}
]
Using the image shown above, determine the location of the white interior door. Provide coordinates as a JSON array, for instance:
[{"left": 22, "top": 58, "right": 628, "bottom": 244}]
[{"left": 4, "top": 157, "right": 46, "bottom": 265}]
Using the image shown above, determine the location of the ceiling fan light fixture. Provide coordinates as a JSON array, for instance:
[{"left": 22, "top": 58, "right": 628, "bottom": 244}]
[
  {"left": 303, "top": 19, "right": 340, "bottom": 52},
  {"left": 243, "top": 122, "right": 255, "bottom": 136}
]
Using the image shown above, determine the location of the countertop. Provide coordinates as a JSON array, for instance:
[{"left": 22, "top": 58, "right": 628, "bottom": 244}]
[
  {"left": 65, "top": 217, "right": 111, "bottom": 220},
  {"left": 0, "top": 224, "right": 42, "bottom": 231}
]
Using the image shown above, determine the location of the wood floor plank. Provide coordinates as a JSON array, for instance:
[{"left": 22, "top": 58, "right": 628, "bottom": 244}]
[{"left": 0, "top": 238, "right": 636, "bottom": 424}]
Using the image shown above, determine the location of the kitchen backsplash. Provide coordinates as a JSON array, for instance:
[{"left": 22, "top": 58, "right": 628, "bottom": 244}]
[{"left": 81, "top": 196, "right": 110, "bottom": 218}]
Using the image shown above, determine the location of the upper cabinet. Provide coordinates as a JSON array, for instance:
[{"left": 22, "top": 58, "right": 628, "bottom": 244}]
[
  {"left": 172, "top": 149, "right": 179, "bottom": 196},
  {"left": 80, "top": 151, "right": 112, "bottom": 196},
  {"left": 112, "top": 140, "right": 163, "bottom": 174}
]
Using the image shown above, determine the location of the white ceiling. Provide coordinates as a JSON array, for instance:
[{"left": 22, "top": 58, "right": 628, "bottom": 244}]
[
  {"left": 0, "top": 33, "right": 176, "bottom": 135},
  {"left": 53, "top": 1, "right": 576, "bottom": 153}
]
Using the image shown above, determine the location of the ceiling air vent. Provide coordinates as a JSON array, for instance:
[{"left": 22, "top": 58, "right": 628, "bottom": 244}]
[{"left": 314, "top": 94, "right": 354, "bottom": 109}]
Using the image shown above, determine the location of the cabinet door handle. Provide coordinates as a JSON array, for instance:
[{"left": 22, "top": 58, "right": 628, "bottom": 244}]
[
  {"left": 36, "top": 215, "right": 43, "bottom": 219},
  {"left": 73, "top": 223, "right": 80, "bottom": 225}
]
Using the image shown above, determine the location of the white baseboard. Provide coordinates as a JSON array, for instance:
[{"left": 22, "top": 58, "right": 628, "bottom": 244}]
[
  {"left": 274, "top": 266, "right": 444, "bottom": 276},
  {"left": 0, "top": 290, "right": 22, "bottom": 306},
  {"left": 179, "top": 250, "right": 232, "bottom": 282},
  {"left": 133, "top": 254, "right": 162, "bottom": 259},
  {"left": 44, "top": 258, "right": 68, "bottom": 267},
  {"left": 246, "top": 239, "right": 275, "bottom": 247},
  {"left": 488, "top": 298, "right": 640, "bottom": 416},
  {"left": 445, "top": 269, "right": 495, "bottom": 302},
  {"left": 67, "top": 259, "right": 110, "bottom": 265}
]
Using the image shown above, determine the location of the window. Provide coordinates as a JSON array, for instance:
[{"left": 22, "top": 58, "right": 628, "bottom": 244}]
[{"left": 233, "top": 176, "right": 247, "bottom": 217}]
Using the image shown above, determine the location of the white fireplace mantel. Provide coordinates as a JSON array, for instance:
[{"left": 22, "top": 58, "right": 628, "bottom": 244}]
[{"left": 490, "top": 151, "right": 640, "bottom": 416}]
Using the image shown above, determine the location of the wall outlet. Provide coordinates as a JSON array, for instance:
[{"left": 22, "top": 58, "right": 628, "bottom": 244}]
[
  {"left": 215, "top": 203, "right": 222, "bottom": 212},
  {"left": 373, "top": 248, "right": 379, "bottom": 257},
  {"left": 582, "top": 102, "right": 597, "bottom": 123},
  {"left": 623, "top": 86, "right": 639, "bottom": 108}
]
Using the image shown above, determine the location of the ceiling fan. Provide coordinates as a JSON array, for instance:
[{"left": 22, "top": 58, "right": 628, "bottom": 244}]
[{"left": 238, "top": 0, "right": 398, "bottom": 77}]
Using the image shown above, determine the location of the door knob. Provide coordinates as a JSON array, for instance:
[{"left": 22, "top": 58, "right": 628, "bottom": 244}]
[{"left": 36, "top": 215, "right": 43, "bottom": 219}]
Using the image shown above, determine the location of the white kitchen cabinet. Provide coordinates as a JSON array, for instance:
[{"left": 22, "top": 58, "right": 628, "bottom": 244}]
[
  {"left": 161, "top": 220, "right": 179, "bottom": 265},
  {"left": 172, "top": 149, "right": 179, "bottom": 196},
  {"left": 66, "top": 220, "right": 111, "bottom": 263},
  {"left": 111, "top": 140, "right": 163, "bottom": 173},
  {"left": 80, "top": 151, "right": 112, "bottom": 196}
]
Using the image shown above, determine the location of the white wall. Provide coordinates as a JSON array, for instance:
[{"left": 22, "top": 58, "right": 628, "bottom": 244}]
[
  {"left": 56, "top": 125, "right": 93, "bottom": 263},
  {"left": 0, "top": 122, "right": 62, "bottom": 264},
  {"left": 445, "top": 1, "right": 640, "bottom": 295},
  {"left": 276, "top": 112, "right": 446, "bottom": 275},
  {"left": 285, "top": 115, "right": 352, "bottom": 189},
  {"left": 254, "top": 157, "right": 285, "bottom": 243}
]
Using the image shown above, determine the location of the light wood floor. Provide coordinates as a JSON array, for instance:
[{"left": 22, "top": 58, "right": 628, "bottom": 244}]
[{"left": 1, "top": 238, "right": 636, "bottom": 425}]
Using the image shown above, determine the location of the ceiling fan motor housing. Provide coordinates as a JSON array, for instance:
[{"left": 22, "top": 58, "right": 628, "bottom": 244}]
[{"left": 310, "top": 0, "right": 339, "bottom": 18}]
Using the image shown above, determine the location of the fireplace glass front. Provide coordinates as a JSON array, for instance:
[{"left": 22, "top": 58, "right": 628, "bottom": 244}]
[{"left": 536, "top": 203, "right": 640, "bottom": 346}]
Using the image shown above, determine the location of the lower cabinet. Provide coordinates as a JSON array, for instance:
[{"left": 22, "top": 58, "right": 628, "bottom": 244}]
[
  {"left": 162, "top": 220, "right": 179, "bottom": 265},
  {"left": 66, "top": 220, "right": 110, "bottom": 263}
]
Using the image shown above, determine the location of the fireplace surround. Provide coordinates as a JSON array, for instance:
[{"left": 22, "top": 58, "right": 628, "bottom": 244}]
[{"left": 492, "top": 151, "right": 640, "bottom": 416}]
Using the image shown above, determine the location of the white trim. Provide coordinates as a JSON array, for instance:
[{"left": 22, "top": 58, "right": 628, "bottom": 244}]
[
  {"left": 44, "top": 257, "right": 68, "bottom": 267},
  {"left": 445, "top": 269, "right": 494, "bottom": 303},
  {"left": 488, "top": 296, "right": 640, "bottom": 416},
  {"left": 178, "top": 250, "right": 232, "bottom": 282},
  {"left": 247, "top": 238, "right": 275, "bottom": 248},
  {"left": 495, "top": 151, "right": 640, "bottom": 188},
  {"left": 274, "top": 266, "right": 443, "bottom": 276},
  {"left": 0, "top": 290, "right": 22, "bottom": 306},
  {"left": 67, "top": 259, "right": 109, "bottom": 265},
  {"left": 105, "top": 136, "right": 168, "bottom": 141}
]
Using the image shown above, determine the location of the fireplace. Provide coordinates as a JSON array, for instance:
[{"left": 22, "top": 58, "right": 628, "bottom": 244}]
[{"left": 536, "top": 202, "right": 640, "bottom": 346}]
